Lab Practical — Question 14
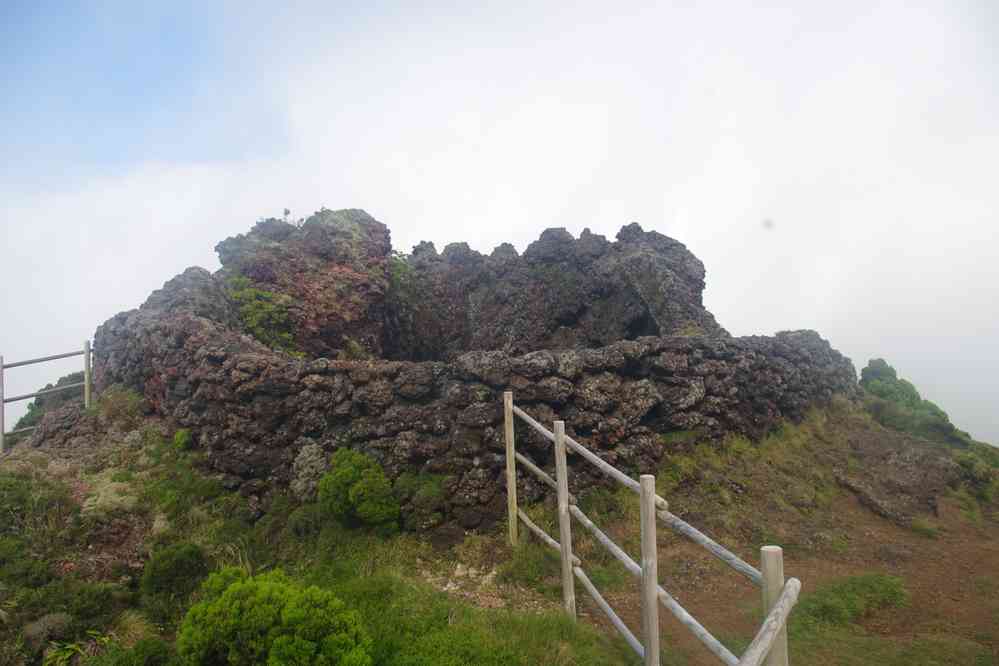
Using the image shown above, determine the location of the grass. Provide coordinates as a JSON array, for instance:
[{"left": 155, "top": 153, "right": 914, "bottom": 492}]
[{"left": 909, "top": 517, "right": 940, "bottom": 539}]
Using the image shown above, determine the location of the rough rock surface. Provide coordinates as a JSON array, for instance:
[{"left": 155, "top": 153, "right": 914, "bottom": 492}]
[
  {"left": 215, "top": 209, "right": 392, "bottom": 358},
  {"left": 69, "top": 254, "right": 857, "bottom": 528},
  {"left": 25, "top": 211, "right": 863, "bottom": 528},
  {"left": 214, "top": 210, "right": 726, "bottom": 360},
  {"left": 385, "top": 223, "right": 729, "bottom": 360}
]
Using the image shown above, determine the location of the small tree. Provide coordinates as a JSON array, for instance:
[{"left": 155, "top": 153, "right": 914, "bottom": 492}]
[
  {"left": 176, "top": 568, "right": 372, "bottom": 665},
  {"left": 318, "top": 449, "right": 399, "bottom": 535}
]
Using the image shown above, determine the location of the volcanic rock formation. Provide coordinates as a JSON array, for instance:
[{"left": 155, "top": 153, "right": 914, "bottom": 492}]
[
  {"left": 212, "top": 209, "right": 727, "bottom": 360},
  {"left": 30, "top": 209, "right": 857, "bottom": 528}
]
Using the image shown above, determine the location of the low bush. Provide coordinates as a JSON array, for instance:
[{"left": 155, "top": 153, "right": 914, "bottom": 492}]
[
  {"left": 140, "top": 543, "right": 208, "bottom": 623},
  {"left": 225, "top": 274, "right": 301, "bottom": 355},
  {"left": 859, "top": 359, "right": 972, "bottom": 447},
  {"left": 318, "top": 449, "right": 399, "bottom": 535},
  {"left": 288, "top": 503, "right": 322, "bottom": 538},
  {"left": 176, "top": 568, "right": 372, "bottom": 665}
]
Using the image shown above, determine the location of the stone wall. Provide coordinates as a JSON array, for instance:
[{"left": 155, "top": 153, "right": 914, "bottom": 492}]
[{"left": 82, "top": 272, "right": 856, "bottom": 528}]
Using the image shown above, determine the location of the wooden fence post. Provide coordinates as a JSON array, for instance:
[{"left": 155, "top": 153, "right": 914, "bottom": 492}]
[
  {"left": 83, "top": 340, "right": 92, "bottom": 410},
  {"left": 640, "top": 474, "right": 661, "bottom": 666},
  {"left": 503, "top": 391, "right": 518, "bottom": 547},
  {"left": 761, "top": 545, "right": 789, "bottom": 666},
  {"left": 553, "top": 420, "right": 576, "bottom": 618},
  {"left": 0, "top": 355, "right": 5, "bottom": 455}
]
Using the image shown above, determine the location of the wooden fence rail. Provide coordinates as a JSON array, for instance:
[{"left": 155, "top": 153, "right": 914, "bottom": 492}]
[
  {"left": 503, "top": 391, "right": 798, "bottom": 666},
  {"left": 1, "top": 341, "right": 93, "bottom": 454}
]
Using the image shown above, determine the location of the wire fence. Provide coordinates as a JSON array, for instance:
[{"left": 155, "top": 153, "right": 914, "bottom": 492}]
[{"left": 503, "top": 391, "right": 800, "bottom": 666}]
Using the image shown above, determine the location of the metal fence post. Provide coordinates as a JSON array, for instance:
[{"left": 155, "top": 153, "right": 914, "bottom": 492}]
[
  {"left": 553, "top": 420, "right": 576, "bottom": 618},
  {"left": 640, "top": 475, "right": 661, "bottom": 666},
  {"left": 761, "top": 545, "right": 789, "bottom": 666},
  {"left": 503, "top": 391, "right": 518, "bottom": 547},
  {"left": 83, "top": 340, "right": 92, "bottom": 410},
  {"left": 0, "top": 355, "right": 5, "bottom": 455}
]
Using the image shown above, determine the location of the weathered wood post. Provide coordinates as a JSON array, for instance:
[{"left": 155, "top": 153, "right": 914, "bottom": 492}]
[
  {"left": 553, "top": 420, "right": 576, "bottom": 618},
  {"left": 761, "top": 545, "right": 789, "bottom": 666},
  {"left": 83, "top": 340, "right": 92, "bottom": 410},
  {"left": 640, "top": 474, "right": 661, "bottom": 666},
  {"left": 0, "top": 355, "right": 5, "bottom": 454},
  {"left": 503, "top": 391, "right": 518, "bottom": 547}
]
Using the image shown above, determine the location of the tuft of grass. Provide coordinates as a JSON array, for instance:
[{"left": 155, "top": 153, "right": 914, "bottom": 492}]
[
  {"left": 791, "top": 573, "right": 909, "bottom": 637},
  {"left": 497, "top": 542, "right": 561, "bottom": 597},
  {"left": 909, "top": 518, "right": 940, "bottom": 539},
  {"left": 953, "top": 487, "right": 984, "bottom": 525}
]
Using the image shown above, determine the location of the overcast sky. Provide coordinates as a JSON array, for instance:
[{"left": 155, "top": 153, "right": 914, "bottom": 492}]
[{"left": 1, "top": 1, "right": 996, "bottom": 444}]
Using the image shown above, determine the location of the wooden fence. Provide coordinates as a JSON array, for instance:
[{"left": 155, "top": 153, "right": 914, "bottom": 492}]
[
  {"left": 503, "top": 391, "right": 800, "bottom": 666},
  {"left": 0, "top": 341, "right": 94, "bottom": 454}
]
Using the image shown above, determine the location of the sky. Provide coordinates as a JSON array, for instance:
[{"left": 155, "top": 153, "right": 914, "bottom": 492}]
[{"left": 1, "top": 1, "right": 996, "bottom": 444}]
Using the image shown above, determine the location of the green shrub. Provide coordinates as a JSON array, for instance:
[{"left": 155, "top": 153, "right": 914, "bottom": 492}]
[
  {"left": 318, "top": 450, "right": 400, "bottom": 534},
  {"left": 225, "top": 275, "right": 300, "bottom": 354},
  {"left": 176, "top": 568, "right": 372, "bottom": 665},
  {"left": 288, "top": 503, "right": 322, "bottom": 538},
  {"left": 172, "top": 429, "right": 193, "bottom": 452},
  {"left": 141, "top": 543, "right": 208, "bottom": 622},
  {"left": 859, "top": 359, "right": 973, "bottom": 447},
  {"left": 0, "top": 536, "right": 52, "bottom": 587}
]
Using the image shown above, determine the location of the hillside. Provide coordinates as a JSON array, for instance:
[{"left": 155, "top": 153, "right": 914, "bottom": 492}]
[{"left": 2, "top": 210, "right": 996, "bottom": 665}]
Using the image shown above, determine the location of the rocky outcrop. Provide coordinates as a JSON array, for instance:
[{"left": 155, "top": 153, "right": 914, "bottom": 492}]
[
  {"left": 81, "top": 258, "right": 856, "bottom": 528},
  {"left": 214, "top": 210, "right": 726, "bottom": 361},
  {"left": 24, "top": 209, "right": 860, "bottom": 529},
  {"left": 215, "top": 209, "right": 393, "bottom": 358},
  {"left": 385, "top": 223, "right": 728, "bottom": 360}
]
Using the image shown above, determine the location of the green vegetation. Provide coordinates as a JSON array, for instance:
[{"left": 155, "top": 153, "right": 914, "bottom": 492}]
[
  {"left": 782, "top": 574, "right": 991, "bottom": 665},
  {"left": 140, "top": 543, "right": 208, "bottom": 623},
  {"left": 318, "top": 449, "right": 400, "bottom": 535},
  {"left": 172, "top": 428, "right": 193, "bottom": 452},
  {"left": 177, "top": 568, "right": 373, "bottom": 665},
  {"left": 393, "top": 472, "right": 447, "bottom": 529},
  {"left": 791, "top": 573, "right": 908, "bottom": 635},
  {"left": 498, "top": 542, "right": 561, "bottom": 596},
  {"left": 338, "top": 337, "right": 372, "bottom": 361},
  {"left": 225, "top": 274, "right": 302, "bottom": 355},
  {"left": 0, "top": 468, "right": 131, "bottom": 663},
  {"left": 860, "top": 358, "right": 972, "bottom": 447},
  {"left": 85, "top": 637, "right": 174, "bottom": 666},
  {"left": 861, "top": 358, "right": 999, "bottom": 519},
  {"left": 909, "top": 517, "right": 940, "bottom": 539},
  {"left": 12, "top": 371, "right": 85, "bottom": 434}
]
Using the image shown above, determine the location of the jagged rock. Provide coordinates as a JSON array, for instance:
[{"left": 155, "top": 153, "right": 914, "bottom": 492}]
[{"left": 390, "top": 222, "right": 727, "bottom": 360}]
